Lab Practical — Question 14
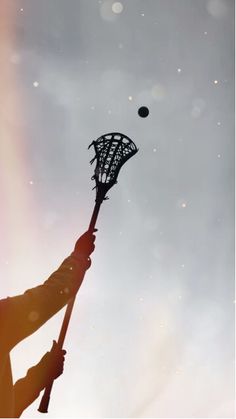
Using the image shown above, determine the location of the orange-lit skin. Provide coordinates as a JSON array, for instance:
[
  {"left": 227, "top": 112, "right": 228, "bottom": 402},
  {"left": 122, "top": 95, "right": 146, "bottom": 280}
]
[
  {"left": 0, "top": 228, "right": 95, "bottom": 417},
  {"left": 0, "top": 256, "right": 86, "bottom": 417}
]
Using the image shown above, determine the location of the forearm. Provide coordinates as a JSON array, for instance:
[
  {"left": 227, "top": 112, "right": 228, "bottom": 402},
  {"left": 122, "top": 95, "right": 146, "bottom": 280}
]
[
  {"left": 14, "top": 378, "right": 41, "bottom": 417},
  {"left": 13, "top": 360, "right": 47, "bottom": 417},
  {"left": 14, "top": 340, "right": 66, "bottom": 417},
  {"left": 0, "top": 254, "right": 89, "bottom": 351}
]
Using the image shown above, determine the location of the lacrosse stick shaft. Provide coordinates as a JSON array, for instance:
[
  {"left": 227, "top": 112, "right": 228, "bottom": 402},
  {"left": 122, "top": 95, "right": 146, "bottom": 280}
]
[
  {"left": 38, "top": 199, "right": 102, "bottom": 413},
  {"left": 39, "top": 132, "right": 138, "bottom": 414}
]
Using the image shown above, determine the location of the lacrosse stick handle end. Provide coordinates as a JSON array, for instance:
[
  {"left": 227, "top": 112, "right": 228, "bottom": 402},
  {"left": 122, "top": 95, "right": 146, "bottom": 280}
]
[{"left": 38, "top": 381, "right": 53, "bottom": 413}]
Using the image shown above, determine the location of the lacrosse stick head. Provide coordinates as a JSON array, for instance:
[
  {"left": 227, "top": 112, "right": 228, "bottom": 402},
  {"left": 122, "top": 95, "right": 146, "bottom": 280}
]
[{"left": 89, "top": 132, "right": 138, "bottom": 202}]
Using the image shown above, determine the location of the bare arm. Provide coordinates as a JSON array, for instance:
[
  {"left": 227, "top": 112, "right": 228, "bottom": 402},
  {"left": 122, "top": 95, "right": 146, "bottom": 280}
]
[
  {"left": 14, "top": 342, "right": 65, "bottom": 418},
  {"left": 0, "top": 230, "right": 96, "bottom": 352}
]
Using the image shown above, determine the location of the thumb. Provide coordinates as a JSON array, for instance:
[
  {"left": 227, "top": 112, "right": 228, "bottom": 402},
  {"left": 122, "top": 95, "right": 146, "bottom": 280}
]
[{"left": 51, "top": 340, "right": 58, "bottom": 352}]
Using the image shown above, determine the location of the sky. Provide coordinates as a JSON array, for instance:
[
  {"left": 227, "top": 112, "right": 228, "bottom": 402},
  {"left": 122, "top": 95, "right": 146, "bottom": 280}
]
[{"left": 0, "top": 0, "right": 234, "bottom": 417}]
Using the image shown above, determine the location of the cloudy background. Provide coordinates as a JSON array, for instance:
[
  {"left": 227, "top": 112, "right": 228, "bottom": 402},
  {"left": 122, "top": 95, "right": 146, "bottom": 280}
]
[{"left": 0, "top": 0, "right": 234, "bottom": 417}]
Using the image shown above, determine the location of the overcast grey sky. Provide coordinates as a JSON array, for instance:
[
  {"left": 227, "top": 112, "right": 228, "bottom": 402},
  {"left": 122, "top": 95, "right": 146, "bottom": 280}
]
[{"left": 0, "top": 0, "right": 234, "bottom": 417}]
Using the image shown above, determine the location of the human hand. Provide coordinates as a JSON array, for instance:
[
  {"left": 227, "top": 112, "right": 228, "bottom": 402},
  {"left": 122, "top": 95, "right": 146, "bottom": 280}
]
[
  {"left": 73, "top": 229, "right": 97, "bottom": 258},
  {"left": 43, "top": 340, "right": 66, "bottom": 384}
]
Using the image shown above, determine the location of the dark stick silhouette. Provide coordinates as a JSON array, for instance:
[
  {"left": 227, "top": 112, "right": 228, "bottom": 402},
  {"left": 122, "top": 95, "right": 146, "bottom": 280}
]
[{"left": 38, "top": 132, "right": 138, "bottom": 413}]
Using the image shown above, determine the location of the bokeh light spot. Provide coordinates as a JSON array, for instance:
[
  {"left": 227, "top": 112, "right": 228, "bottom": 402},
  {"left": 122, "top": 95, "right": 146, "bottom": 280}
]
[
  {"left": 28, "top": 311, "right": 39, "bottom": 322},
  {"left": 112, "top": 2, "right": 123, "bottom": 14}
]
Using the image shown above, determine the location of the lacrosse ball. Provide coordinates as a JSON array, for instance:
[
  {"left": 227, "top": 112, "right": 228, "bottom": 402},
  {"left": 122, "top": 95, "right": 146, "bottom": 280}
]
[{"left": 138, "top": 106, "right": 149, "bottom": 118}]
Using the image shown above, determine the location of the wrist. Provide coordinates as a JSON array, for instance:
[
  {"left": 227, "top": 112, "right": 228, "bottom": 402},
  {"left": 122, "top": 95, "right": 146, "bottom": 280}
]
[
  {"left": 26, "top": 356, "right": 50, "bottom": 391},
  {"left": 70, "top": 251, "right": 91, "bottom": 269}
]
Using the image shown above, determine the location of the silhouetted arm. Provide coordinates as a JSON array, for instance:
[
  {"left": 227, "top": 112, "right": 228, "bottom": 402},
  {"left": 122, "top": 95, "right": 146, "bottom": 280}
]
[
  {"left": 0, "top": 254, "right": 89, "bottom": 352},
  {"left": 14, "top": 355, "right": 50, "bottom": 417},
  {"left": 14, "top": 342, "right": 65, "bottom": 417}
]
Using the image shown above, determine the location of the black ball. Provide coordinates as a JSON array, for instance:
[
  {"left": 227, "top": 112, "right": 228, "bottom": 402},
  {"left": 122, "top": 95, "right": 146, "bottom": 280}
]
[{"left": 138, "top": 106, "right": 149, "bottom": 118}]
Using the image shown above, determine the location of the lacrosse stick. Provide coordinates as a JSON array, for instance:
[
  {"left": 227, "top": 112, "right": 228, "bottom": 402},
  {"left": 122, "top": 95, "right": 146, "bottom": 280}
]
[{"left": 38, "top": 132, "right": 138, "bottom": 413}]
